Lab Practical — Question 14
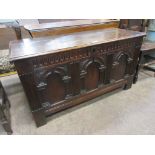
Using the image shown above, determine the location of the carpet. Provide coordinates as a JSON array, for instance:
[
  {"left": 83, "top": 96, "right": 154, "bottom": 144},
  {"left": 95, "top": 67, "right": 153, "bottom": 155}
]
[{"left": 0, "top": 70, "right": 155, "bottom": 135}]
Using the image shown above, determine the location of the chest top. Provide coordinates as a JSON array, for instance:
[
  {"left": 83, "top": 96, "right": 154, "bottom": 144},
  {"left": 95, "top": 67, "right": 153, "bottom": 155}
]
[{"left": 9, "top": 28, "right": 145, "bottom": 61}]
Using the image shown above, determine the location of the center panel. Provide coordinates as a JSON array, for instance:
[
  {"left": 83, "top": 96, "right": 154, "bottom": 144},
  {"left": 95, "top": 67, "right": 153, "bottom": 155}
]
[{"left": 85, "top": 62, "right": 100, "bottom": 91}]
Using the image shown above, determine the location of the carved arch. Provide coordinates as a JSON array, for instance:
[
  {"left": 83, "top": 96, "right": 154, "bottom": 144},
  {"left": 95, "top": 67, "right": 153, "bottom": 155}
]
[
  {"left": 81, "top": 57, "right": 106, "bottom": 72},
  {"left": 80, "top": 57, "right": 106, "bottom": 92},
  {"left": 44, "top": 67, "right": 67, "bottom": 81},
  {"left": 113, "top": 51, "right": 133, "bottom": 65},
  {"left": 35, "top": 66, "right": 71, "bottom": 106},
  {"left": 111, "top": 51, "right": 133, "bottom": 81}
]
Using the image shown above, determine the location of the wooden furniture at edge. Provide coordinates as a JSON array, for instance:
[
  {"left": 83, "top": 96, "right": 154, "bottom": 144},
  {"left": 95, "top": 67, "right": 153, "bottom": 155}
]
[
  {"left": 134, "top": 41, "right": 155, "bottom": 83},
  {"left": 0, "top": 81, "right": 13, "bottom": 134},
  {"left": 9, "top": 28, "right": 145, "bottom": 127},
  {"left": 0, "top": 21, "right": 22, "bottom": 49},
  {"left": 24, "top": 19, "right": 119, "bottom": 38},
  {"left": 119, "top": 19, "right": 146, "bottom": 32}
]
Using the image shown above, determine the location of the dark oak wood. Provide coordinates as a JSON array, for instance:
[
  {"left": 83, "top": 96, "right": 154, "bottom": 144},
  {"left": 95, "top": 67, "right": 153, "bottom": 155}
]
[
  {"left": 0, "top": 81, "right": 13, "bottom": 134},
  {"left": 24, "top": 19, "right": 119, "bottom": 38},
  {"left": 10, "top": 28, "right": 145, "bottom": 127},
  {"left": 118, "top": 19, "right": 147, "bottom": 83}
]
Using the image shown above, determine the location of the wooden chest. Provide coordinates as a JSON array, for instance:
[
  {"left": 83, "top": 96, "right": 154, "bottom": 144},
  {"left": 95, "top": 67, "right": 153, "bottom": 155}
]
[{"left": 9, "top": 28, "right": 145, "bottom": 127}]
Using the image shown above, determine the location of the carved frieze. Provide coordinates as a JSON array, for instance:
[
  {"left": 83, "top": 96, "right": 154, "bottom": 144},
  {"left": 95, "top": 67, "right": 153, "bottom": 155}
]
[{"left": 31, "top": 38, "right": 141, "bottom": 69}]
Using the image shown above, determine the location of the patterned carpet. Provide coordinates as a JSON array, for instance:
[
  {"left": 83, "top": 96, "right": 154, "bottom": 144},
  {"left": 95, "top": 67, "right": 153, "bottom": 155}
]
[{"left": 0, "top": 49, "right": 16, "bottom": 77}]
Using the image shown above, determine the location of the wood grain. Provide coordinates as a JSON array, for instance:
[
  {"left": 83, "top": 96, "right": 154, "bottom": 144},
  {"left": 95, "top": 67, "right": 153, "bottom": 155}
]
[
  {"left": 10, "top": 28, "right": 145, "bottom": 61},
  {"left": 24, "top": 19, "right": 119, "bottom": 38}
]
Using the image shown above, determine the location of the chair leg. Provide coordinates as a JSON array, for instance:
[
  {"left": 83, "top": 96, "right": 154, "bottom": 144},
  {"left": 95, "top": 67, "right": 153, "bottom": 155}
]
[
  {"left": 2, "top": 120, "right": 13, "bottom": 135},
  {"left": 0, "top": 83, "right": 13, "bottom": 134}
]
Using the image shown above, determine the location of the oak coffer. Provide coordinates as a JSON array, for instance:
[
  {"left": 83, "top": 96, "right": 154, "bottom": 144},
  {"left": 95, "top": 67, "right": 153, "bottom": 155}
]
[{"left": 9, "top": 28, "right": 145, "bottom": 127}]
